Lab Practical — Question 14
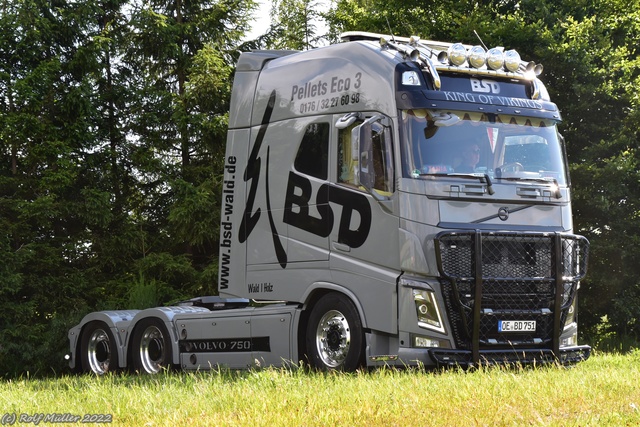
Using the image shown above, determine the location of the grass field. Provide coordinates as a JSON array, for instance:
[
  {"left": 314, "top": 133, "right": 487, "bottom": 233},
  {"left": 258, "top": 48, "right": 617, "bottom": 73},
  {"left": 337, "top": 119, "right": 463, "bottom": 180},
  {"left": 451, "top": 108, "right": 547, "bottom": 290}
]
[{"left": 1, "top": 351, "right": 639, "bottom": 426}]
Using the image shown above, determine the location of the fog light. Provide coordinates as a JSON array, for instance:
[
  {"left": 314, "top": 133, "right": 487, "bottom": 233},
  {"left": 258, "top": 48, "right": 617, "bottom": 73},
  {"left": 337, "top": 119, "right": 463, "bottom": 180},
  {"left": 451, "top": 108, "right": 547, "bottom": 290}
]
[
  {"left": 415, "top": 336, "right": 440, "bottom": 348},
  {"left": 468, "top": 45, "right": 486, "bottom": 68},
  {"left": 504, "top": 49, "right": 521, "bottom": 72},
  {"left": 486, "top": 48, "right": 504, "bottom": 70},
  {"left": 448, "top": 43, "right": 467, "bottom": 66}
]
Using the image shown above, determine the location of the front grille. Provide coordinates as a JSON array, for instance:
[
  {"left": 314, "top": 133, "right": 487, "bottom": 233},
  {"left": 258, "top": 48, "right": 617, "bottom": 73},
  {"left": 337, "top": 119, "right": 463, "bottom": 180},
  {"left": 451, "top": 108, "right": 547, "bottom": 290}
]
[{"left": 435, "top": 231, "right": 588, "bottom": 357}]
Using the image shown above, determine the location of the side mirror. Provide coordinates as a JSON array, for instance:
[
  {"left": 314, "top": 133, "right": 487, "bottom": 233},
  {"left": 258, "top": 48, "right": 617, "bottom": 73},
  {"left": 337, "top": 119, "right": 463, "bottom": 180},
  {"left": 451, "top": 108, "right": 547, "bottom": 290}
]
[
  {"left": 358, "top": 119, "right": 374, "bottom": 189},
  {"left": 349, "top": 126, "right": 361, "bottom": 186},
  {"left": 354, "top": 115, "right": 391, "bottom": 196}
]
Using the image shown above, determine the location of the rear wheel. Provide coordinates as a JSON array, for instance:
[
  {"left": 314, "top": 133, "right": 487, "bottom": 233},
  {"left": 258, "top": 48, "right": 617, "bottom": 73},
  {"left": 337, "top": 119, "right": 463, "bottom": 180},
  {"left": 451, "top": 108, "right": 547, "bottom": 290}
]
[
  {"left": 131, "top": 319, "right": 172, "bottom": 374},
  {"left": 305, "top": 293, "right": 364, "bottom": 371},
  {"left": 80, "top": 321, "right": 118, "bottom": 375}
]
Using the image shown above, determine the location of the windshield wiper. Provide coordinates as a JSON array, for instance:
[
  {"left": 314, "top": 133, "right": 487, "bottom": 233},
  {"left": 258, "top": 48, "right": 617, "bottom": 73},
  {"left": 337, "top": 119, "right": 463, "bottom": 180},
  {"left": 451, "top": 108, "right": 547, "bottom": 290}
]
[{"left": 420, "top": 172, "right": 495, "bottom": 195}]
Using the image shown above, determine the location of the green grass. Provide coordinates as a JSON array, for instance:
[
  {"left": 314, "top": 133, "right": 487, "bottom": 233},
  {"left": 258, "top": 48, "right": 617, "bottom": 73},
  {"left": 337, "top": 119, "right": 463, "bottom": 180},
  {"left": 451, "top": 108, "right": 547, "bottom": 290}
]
[{"left": 2, "top": 352, "right": 640, "bottom": 426}]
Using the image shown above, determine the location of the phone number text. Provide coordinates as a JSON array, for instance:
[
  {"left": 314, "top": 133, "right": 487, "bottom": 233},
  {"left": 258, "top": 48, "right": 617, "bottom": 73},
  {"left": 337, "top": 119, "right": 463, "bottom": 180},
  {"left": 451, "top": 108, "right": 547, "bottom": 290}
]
[{"left": 298, "top": 93, "right": 361, "bottom": 114}]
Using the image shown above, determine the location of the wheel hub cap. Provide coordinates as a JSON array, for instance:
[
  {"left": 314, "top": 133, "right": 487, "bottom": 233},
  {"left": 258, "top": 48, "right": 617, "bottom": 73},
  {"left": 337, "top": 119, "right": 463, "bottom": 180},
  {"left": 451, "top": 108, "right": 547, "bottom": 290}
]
[{"left": 315, "top": 310, "right": 351, "bottom": 368}]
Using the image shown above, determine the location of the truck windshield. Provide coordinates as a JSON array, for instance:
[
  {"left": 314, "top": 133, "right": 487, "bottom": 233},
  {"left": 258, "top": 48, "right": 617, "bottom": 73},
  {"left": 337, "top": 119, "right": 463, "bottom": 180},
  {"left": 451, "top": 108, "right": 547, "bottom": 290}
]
[{"left": 400, "top": 109, "right": 568, "bottom": 186}]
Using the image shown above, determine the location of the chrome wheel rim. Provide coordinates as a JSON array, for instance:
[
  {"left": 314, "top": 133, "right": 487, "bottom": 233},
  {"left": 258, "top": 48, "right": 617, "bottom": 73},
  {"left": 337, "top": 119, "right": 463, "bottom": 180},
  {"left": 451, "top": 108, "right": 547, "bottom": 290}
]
[
  {"left": 87, "top": 329, "right": 111, "bottom": 375},
  {"left": 139, "top": 325, "right": 166, "bottom": 374},
  {"left": 315, "top": 310, "right": 351, "bottom": 368}
]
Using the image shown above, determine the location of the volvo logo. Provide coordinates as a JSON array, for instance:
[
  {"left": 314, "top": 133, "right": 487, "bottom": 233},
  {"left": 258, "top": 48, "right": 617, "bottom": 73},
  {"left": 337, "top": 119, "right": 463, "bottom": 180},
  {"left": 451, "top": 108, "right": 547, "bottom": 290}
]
[{"left": 498, "top": 207, "right": 510, "bottom": 221}]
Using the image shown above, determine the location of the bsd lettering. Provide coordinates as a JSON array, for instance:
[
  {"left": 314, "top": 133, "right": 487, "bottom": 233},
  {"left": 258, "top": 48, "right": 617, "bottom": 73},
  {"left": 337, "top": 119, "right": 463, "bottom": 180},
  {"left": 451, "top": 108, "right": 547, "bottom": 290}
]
[
  {"left": 283, "top": 171, "right": 372, "bottom": 248},
  {"left": 470, "top": 78, "right": 500, "bottom": 94}
]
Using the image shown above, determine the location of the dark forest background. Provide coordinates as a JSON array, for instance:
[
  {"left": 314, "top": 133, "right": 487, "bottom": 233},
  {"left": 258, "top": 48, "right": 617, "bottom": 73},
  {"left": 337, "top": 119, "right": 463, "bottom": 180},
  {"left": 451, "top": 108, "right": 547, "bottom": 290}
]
[{"left": 2, "top": 0, "right": 640, "bottom": 376}]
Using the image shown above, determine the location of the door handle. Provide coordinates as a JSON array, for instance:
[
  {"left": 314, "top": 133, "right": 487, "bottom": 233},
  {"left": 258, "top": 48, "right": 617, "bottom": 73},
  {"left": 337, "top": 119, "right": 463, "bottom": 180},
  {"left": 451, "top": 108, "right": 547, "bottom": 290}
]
[{"left": 332, "top": 242, "right": 351, "bottom": 252}]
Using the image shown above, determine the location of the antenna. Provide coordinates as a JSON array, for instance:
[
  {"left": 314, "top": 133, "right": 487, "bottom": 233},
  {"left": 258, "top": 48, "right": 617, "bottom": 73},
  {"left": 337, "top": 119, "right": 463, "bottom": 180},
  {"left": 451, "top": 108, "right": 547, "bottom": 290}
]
[
  {"left": 386, "top": 16, "right": 396, "bottom": 42},
  {"left": 473, "top": 30, "right": 488, "bottom": 50}
]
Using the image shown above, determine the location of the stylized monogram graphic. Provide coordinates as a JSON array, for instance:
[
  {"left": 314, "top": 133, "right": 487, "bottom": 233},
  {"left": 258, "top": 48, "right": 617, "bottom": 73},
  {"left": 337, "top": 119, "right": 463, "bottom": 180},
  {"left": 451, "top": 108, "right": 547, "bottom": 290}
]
[{"left": 238, "top": 91, "right": 287, "bottom": 268}]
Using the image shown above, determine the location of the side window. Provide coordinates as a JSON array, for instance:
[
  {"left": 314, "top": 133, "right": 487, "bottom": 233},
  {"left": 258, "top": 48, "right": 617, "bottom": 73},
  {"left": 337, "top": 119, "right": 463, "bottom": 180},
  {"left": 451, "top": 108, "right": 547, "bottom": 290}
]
[
  {"left": 294, "top": 123, "right": 329, "bottom": 179},
  {"left": 338, "top": 120, "right": 361, "bottom": 186}
]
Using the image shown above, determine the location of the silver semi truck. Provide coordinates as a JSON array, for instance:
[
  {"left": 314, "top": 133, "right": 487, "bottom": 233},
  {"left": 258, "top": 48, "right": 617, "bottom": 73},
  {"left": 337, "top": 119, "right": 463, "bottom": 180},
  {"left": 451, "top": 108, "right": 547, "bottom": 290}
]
[{"left": 68, "top": 32, "right": 590, "bottom": 374}]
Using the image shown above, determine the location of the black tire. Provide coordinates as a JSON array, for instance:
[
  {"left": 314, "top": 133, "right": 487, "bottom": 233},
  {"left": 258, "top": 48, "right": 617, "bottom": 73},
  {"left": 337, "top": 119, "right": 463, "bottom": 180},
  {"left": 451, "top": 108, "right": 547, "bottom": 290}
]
[
  {"left": 305, "top": 292, "right": 364, "bottom": 371},
  {"left": 80, "top": 321, "right": 119, "bottom": 375},
  {"left": 131, "top": 318, "right": 172, "bottom": 374}
]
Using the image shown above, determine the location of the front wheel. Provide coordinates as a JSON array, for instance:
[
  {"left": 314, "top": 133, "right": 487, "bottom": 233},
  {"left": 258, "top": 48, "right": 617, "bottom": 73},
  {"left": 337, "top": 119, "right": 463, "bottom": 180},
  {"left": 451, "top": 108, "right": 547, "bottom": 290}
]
[
  {"left": 305, "top": 293, "right": 364, "bottom": 371},
  {"left": 131, "top": 318, "right": 173, "bottom": 374},
  {"left": 80, "top": 321, "right": 118, "bottom": 375}
]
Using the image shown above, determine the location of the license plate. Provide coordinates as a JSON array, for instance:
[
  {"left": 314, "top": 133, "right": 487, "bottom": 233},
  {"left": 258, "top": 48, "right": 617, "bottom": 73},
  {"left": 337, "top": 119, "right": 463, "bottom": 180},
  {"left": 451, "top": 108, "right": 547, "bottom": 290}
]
[{"left": 498, "top": 320, "right": 536, "bottom": 332}]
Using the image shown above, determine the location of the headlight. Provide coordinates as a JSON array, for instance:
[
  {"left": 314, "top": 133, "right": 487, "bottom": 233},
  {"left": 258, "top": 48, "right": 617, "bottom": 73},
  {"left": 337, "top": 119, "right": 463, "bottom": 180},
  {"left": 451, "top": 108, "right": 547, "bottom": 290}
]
[{"left": 413, "top": 289, "right": 445, "bottom": 333}]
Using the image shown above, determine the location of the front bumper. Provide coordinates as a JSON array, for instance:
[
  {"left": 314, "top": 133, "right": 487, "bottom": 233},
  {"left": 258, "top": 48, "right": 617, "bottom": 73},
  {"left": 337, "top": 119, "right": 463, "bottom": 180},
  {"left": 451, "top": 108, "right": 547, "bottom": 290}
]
[{"left": 429, "top": 345, "right": 591, "bottom": 367}]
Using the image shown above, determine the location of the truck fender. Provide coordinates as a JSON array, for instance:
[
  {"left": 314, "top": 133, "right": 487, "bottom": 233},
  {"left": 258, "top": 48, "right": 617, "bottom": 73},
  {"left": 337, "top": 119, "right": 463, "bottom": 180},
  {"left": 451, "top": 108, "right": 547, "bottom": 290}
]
[
  {"left": 300, "top": 282, "right": 368, "bottom": 329},
  {"left": 68, "top": 310, "right": 140, "bottom": 370},
  {"left": 127, "top": 306, "right": 210, "bottom": 366}
]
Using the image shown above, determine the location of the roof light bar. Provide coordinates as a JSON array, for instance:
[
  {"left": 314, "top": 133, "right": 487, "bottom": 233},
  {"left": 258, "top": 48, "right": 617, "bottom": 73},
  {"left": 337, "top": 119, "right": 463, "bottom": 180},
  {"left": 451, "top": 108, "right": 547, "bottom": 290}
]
[
  {"left": 440, "top": 44, "right": 541, "bottom": 76},
  {"left": 468, "top": 45, "right": 486, "bottom": 68},
  {"left": 342, "top": 32, "right": 544, "bottom": 78},
  {"left": 447, "top": 43, "right": 467, "bottom": 66},
  {"left": 504, "top": 49, "right": 521, "bottom": 72},
  {"left": 486, "top": 48, "right": 504, "bottom": 70}
]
